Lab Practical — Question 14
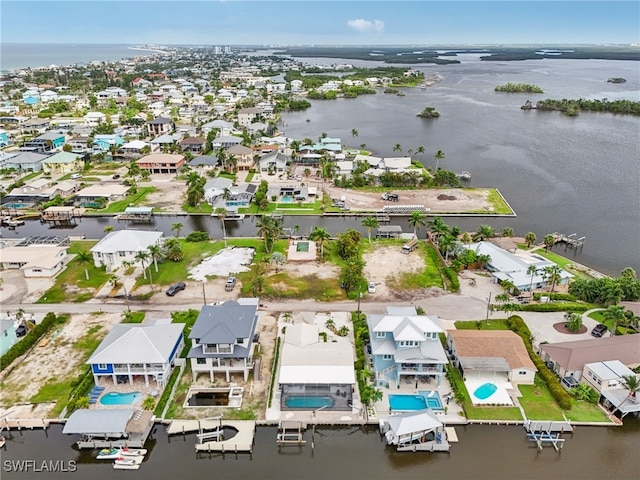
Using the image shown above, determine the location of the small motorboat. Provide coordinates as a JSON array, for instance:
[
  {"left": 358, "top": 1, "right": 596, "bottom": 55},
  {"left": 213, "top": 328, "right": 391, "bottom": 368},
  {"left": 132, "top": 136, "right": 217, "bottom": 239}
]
[
  {"left": 96, "top": 447, "right": 120, "bottom": 460},
  {"left": 114, "top": 457, "right": 139, "bottom": 466},
  {"left": 120, "top": 447, "right": 147, "bottom": 456},
  {"left": 0, "top": 436, "right": 6, "bottom": 448}
]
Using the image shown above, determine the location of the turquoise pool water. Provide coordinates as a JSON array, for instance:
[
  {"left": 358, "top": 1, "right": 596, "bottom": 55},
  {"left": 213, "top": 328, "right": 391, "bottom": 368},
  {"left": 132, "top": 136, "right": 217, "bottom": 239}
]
[
  {"left": 99, "top": 391, "right": 142, "bottom": 406},
  {"left": 3, "top": 203, "right": 28, "bottom": 209},
  {"left": 389, "top": 391, "right": 444, "bottom": 411},
  {"left": 473, "top": 383, "right": 498, "bottom": 400},
  {"left": 280, "top": 196, "right": 293, "bottom": 203},
  {"left": 285, "top": 396, "right": 335, "bottom": 409}
]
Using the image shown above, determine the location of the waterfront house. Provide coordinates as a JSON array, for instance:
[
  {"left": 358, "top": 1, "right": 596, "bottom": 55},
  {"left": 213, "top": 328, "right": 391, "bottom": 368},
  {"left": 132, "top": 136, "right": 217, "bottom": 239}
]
[
  {"left": 540, "top": 336, "right": 640, "bottom": 385},
  {"left": 0, "top": 319, "right": 18, "bottom": 357},
  {"left": 463, "top": 241, "right": 573, "bottom": 292},
  {"left": 121, "top": 140, "right": 148, "bottom": 157},
  {"left": 93, "top": 134, "right": 124, "bottom": 152},
  {"left": 257, "top": 151, "right": 287, "bottom": 173},
  {"left": 188, "top": 299, "right": 260, "bottom": 382},
  {"left": 446, "top": 330, "right": 537, "bottom": 385},
  {"left": 367, "top": 306, "right": 448, "bottom": 388},
  {"left": 379, "top": 409, "right": 450, "bottom": 452},
  {"left": 147, "top": 116, "right": 175, "bottom": 136},
  {"left": 189, "top": 154, "right": 219, "bottom": 171},
  {"left": 149, "top": 133, "right": 180, "bottom": 153},
  {"left": 87, "top": 323, "right": 184, "bottom": 387},
  {"left": 212, "top": 135, "right": 242, "bottom": 149},
  {"left": 0, "top": 245, "right": 69, "bottom": 278},
  {"left": 581, "top": 360, "right": 636, "bottom": 393},
  {"left": 75, "top": 184, "right": 128, "bottom": 206},
  {"left": 90, "top": 230, "right": 164, "bottom": 271},
  {"left": 41, "top": 152, "right": 84, "bottom": 176},
  {"left": 180, "top": 136, "right": 205, "bottom": 153},
  {"left": 237, "top": 107, "right": 262, "bottom": 127},
  {"left": 278, "top": 322, "right": 356, "bottom": 412},
  {"left": 3, "top": 151, "right": 48, "bottom": 172},
  {"left": 135, "top": 153, "right": 185, "bottom": 174},
  {"left": 21, "top": 117, "right": 50, "bottom": 134}
]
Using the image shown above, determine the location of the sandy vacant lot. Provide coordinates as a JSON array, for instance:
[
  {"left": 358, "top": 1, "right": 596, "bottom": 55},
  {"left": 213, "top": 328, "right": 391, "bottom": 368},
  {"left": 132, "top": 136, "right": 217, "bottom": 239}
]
[{"left": 0, "top": 312, "right": 122, "bottom": 419}]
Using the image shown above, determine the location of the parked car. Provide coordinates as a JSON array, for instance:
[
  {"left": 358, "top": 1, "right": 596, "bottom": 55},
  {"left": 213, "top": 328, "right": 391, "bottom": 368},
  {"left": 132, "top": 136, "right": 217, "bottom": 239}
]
[
  {"left": 591, "top": 324, "right": 608, "bottom": 337},
  {"left": 70, "top": 173, "right": 82, "bottom": 179},
  {"left": 112, "top": 174, "right": 121, "bottom": 179},
  {"left": 225, "top": 276, "right": 237, "bottom": 292},
  {"left": 368, "top": 281, "right": 376, "bottom": 294},
  {"left": 15, "top": 320, "right": 35, "bottom": 338},
  {"left": 166, "top": 282, "right": 186, "bottom": 296}
]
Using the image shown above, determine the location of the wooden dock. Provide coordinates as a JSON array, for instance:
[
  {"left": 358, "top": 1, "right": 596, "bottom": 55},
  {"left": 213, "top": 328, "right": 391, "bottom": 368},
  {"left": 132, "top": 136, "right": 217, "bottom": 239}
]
[
  {"left": 276, "top": 421, "right": 307, "bottom": 446},
  {"left": 551, "top": 232, "right": 585, "bottom": 249},
  {"left": 167, "top": 419, "right": 256, "bottom": 453}
]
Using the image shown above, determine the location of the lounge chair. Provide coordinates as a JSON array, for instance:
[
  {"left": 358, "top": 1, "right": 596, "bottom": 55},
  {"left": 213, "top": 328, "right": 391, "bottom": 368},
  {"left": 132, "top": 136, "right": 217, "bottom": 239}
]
[{"left": 92, "top": 385, "right": 105, "bottom": 391}]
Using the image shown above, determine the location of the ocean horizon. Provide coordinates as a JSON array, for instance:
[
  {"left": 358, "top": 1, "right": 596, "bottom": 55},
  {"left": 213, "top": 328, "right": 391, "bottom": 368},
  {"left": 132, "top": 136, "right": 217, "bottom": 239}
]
[{"left": 0, "top": 43, "right": 157, "bottom": 71}]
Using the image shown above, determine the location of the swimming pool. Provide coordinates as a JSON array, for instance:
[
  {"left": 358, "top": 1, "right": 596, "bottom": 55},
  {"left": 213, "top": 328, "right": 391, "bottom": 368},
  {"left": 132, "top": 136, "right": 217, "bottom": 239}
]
[
  {"left": 3, "top": 203, "right": 29, "bottom": 209},
  {"left": 296, "top": 241, "right": 310, "bottom": 252},
  {"left": 285, "top": 396, "right": 335, "bottom": 409},
  {"left": 280, "top": 196, "right": 293, "bottom": 203},
  {"left": 389, "top": 391, "right": 444, "bottom": 411},
  {"left": 99, "top": 391, "right": 142, "bottom": 406},
  {"left": 473, "top": 383, "right": 498, "bottom": 400}
]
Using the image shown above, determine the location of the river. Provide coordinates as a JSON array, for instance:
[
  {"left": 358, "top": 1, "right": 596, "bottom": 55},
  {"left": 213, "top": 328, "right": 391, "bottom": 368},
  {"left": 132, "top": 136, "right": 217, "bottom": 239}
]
[
  {"left": 3, "top": 58, "right": 638, "bottom": 275},
  {"left": 2, "top": 419, "right": 639, "bottom": 480}
]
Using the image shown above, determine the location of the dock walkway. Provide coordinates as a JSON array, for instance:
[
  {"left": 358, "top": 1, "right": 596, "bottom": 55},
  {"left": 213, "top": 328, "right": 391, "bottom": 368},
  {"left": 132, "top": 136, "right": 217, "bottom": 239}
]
[{"left": 167, "top": 419, "right": 256, "bottom": 453}]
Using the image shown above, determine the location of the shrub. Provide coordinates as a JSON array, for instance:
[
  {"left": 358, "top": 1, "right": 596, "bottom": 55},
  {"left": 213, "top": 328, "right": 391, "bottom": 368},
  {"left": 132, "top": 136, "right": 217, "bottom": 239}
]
[
  {"left": 185, "top": 231, "right": 210, "bottom": 242},
  {"left": 268, "top": 337, "right": 281, "bottom": 408},
  {"left": 519, "top": 302, "right": 595, "bottom": 313},
  {"left": 533, "top": 292, "right": 576, "bottom": 301},
  {"left": 153, "top": 368, "right": 181, "bottom": 418}
]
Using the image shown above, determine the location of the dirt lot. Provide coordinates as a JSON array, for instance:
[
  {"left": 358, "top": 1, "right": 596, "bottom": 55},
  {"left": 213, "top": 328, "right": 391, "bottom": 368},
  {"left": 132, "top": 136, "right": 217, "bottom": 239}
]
[
  {"left": 0, "top": 312, "right": 122, "bottom": 419},
  {"left": 145, "top": 176, "right": 187, "bottom": 210}
]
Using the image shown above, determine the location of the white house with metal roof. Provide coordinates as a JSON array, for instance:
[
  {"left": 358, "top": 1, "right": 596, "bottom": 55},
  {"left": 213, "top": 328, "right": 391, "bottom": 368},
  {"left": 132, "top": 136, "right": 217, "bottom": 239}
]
[
  {"left": 188, "top": 299, "right": 259, "bottom": 382},
  {"left": 87, "top": 323, "right": 184, "bottom": 387},
  {"left": 367, "top": 306, "right": 448, "bottom": 389},
  {"left": 90, "top": 230, "right": 164, "bottom": 271},
  {"left": 464, "top": 241, "right": 573, "bottom": 292}
]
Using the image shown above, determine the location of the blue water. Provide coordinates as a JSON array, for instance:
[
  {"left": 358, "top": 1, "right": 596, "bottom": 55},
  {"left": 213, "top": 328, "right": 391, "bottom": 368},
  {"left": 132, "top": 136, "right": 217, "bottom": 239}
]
[
  {"left": 473, "top": 383, "right": 498, "bottom": 400},
  {"left": 3, "top": 203, "right": 28, "bottom": 209},
  {"left": 280, "top": 196, "right": 293, "bottom": 203},
  {"left": 99, "top": 391, "right": 142, "bottom": 406},
  {"left": 285, "top": 396, "right": 334, "bottom": 409},
  {"left": 389, "top": 392, "right": 444, "bottom": 411}
]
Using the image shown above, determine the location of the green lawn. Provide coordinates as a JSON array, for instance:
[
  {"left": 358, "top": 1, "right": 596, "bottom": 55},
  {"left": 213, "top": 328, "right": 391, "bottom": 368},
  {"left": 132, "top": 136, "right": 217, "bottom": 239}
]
[
  {"left": 244, "top": 171, "right": 255, "bottom": 182},
  {"left": 88, "top": 187, "right": 157, "bottom": 214},
  {"left": 531, "top": 248, "right": 592, "bottom": 279},
  {"left": 37, "top": 241, "right": 111, "bottom": 303},
  {"left": 485, "top": 188, "right": 514, "bottom": 215},
  {"left": 182, "top": 202, "right": 213, "bottom": 214},
  {"left": 386, "top": 241, "right": 444, "bottom": 290},
  {"left": 455, "top": 319, "right": 511, "bottom": 330},
  {"left": 519, "top": 384, "right": 611, "bottom": 422}
]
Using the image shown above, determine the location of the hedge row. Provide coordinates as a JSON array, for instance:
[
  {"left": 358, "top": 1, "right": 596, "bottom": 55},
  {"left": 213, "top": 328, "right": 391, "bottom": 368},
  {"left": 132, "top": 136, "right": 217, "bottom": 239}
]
[
  {"left": 519, "top": 302, "right": 596, "bottom": 313},
  {"left": 508, "top": 316, "right": 573, "bottom": 410},
  {"left": 267, "top": 337, "right": 281, "bottom": 408},
  {"left": 443, "top": 268, "right": 461, "bottom": 292},
  {"left": 65, "top": 368, "right": 94, "bottom": 416},
  {"left": 0, "top": 313, "right": 67, "bottom": 372},
  {"left": 154, "top": 367, "right": 181, "bottom": 418}
]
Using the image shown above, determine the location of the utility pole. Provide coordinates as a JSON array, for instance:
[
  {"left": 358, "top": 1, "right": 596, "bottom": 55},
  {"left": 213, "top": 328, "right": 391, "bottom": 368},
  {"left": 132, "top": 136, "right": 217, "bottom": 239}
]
[
  {"left": 486, "top": 292, "right": 492, "bottom": 324},
  {"left": 357, "top": 286, "right": 362, "bottom": 318},
  {"left": 202, "top": 282, "right": 207, "bottom": 305}
]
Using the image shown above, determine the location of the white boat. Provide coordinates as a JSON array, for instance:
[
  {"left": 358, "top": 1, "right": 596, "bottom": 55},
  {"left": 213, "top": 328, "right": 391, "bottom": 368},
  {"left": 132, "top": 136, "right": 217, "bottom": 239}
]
[
  {"left": 456, "top": 171, "right": 471, "bottom": 181},
  {"left": 114, "top": 456, "right": 143, "bottom": 466},
  {"left": 0, "top": 436, "right": 5, "bottom": 448},
  {"left": 96, "top": 447, "right": 120, "bottom": 460},
  {"left": 119, "top": 447, "right": 147, "bottom": 456}
]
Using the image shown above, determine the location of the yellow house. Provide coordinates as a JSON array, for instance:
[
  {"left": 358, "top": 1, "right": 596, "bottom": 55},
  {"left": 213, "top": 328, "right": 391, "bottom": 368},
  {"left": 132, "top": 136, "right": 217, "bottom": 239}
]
[{"left": 41, "top": 152, "right": 84, "bottom": 176}]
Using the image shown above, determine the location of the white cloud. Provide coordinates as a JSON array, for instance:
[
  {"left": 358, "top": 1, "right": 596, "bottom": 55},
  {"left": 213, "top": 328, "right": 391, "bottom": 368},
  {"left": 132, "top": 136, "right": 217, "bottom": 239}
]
[{"left": 347, "top": 19, "right": 384, "bottom": 34}]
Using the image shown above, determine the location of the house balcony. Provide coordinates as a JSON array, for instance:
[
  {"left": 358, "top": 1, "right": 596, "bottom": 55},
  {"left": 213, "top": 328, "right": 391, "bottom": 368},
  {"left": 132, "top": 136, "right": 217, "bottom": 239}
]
[{"left": 398, "top": 366, "right": 443, "bottom": 374}]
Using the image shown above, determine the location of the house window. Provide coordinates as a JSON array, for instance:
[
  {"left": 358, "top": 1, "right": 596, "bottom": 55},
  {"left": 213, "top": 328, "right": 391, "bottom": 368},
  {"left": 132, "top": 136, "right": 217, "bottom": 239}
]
[
  {"left": 97, "top": 363, "right": 107, "bottom": 369},
  {"left": 196, "top": 358, "right": 206, "bottom": 365},
  {"left": 399, "top": 340, "right": 418, "bottom": 347},
  {"left": 237, "top": 338, "right": 243, "bottom": 344},
  {"left": 119, "top": 252, "right": 126, "bottom": 257},
  {"left": 519, "top": 371, "right": 527, "bottom": 375},
  {"left": 382, "top": 354, "right": 393, "bottom": 360},
  {"left": 32, "top": 268, "right": 42, "bottom": 273},
  {"left": 376, "top": 331, "right": 386, "bottom": 339}
]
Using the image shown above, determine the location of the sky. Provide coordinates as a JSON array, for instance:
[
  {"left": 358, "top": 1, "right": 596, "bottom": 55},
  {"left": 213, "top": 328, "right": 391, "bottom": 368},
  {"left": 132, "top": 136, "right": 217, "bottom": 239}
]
[{"left": 2, "top": 1, "right": 639, "bottom": 45}]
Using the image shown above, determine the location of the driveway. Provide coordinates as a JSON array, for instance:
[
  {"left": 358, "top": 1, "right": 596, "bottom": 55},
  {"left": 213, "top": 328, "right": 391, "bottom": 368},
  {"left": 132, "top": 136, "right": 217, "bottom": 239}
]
[{"left": 521, "top": 311, "right": 603, "bottom": 349}]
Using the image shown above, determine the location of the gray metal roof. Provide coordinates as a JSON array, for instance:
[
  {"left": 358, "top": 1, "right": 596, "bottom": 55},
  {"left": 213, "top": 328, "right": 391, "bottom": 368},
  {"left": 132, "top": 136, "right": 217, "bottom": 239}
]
[
  {"left": 87, "top": 324, "right": 184, "bottom": 365},
  {"left": 63, "top": 409, "right": 133, "bottom": 436},
  {"left": 189, "top": 301, "right": 258, "bottom": 344},
  {"left": 378, "top": 225, "right": 403, "bottom": 233}
]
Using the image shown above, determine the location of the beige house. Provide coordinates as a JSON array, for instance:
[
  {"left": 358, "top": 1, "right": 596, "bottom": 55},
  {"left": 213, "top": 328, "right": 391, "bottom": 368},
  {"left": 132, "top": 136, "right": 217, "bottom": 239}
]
[
  {"left": 0, "top": 246, "right": 69, "bottom": 277},
  {"left": 447, "top": 330, "right": 537, "bottom": 385},
  {"left": 41, "top": 152, "right": 84, "bottom": 176},
  {"left": 226, "top": 144, "right": 255, "bottom": 171}
]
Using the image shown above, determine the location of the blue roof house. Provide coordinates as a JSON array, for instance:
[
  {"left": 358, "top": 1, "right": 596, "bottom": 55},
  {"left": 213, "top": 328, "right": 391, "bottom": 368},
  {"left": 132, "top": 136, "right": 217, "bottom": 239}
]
[
  {"left": 87, "top": 323, "right": 185, "bottom": 388},
  {"left": 93, "top": 134, "right": 124, "bottom": 152},
  {"left": 367, "top": 306, "right": 448, "bottom": 389}
]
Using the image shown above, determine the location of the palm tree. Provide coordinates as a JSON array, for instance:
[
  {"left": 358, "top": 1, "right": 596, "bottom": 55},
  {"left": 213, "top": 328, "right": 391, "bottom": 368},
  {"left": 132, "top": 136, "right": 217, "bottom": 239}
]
[
  {"left": 501, "top": 227, "right": 514, "bottom": 237},
  {"left": 309, "top": 226, "right": 331, "bottom": 259},
  {"left": 362, "top": 216, "right": 379, "bottom": 243},
  {"left": 524, "top": 231, "right": 537, "bottom": 248},
  {"left": 415, "top": 145, "right": 425, "bottom": 163},
  {"left": 614, "top": 375, "right": 640, "bottom": 417},
  {"left": 408, "top": 211, "right": 426, "bottom": 237},
  {"left": 75, "top": 250, "right": 93, "bottom": 281},
  {"left": 543, "top": 234, "right": 555, "bottom": 251},
  {"left": 163, "top": 237, "right": 184, "bottom": 261},
  {"left": 351, "top": 128, "right": 358, "bottom": 137},
  {"left": 603, "top": 305, "right": 627, "bottom": 337},
  {"left": 171, "top": 222, "right": 184, "bottom": 238},
  {"left": 543, "top": 265, "right": 562, "bottom": 292},
  {"left": 428, "top": 216, "right": 450, "bottom": 241},
  {"left": 433, "top": 149, "right": 445, "bottom": 172},
  {"left": 501, "top": 279, "right": 516, "bottom": 294},
  {"left": 472, "top": 224, "right": 495, "bottom": 242},
  {"left": 527, "top": 265, "right": 538, "bottom": 293},
  {"left": 147, "top": 244, "right": 162, "bottom": 273},
  {"left": 215, "top": 207, "right": 228, "bottom": 247},
  {"left": 135, "top": 250, "right": 150, "bottom": 280},
  {"left": 393, "top": 143, "right": 402, "bottom": 153}
]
